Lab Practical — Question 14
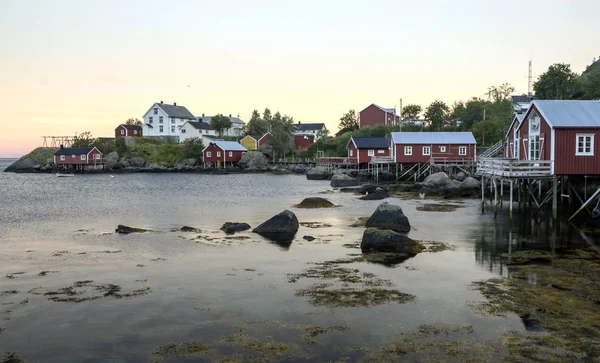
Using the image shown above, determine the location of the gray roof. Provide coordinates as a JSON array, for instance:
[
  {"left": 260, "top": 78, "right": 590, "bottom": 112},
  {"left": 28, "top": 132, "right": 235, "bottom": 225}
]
[
  {"left": 197, "top": 115, "right": 245, "bottom": 125},
  {"left": 210, "top": 141, "right": 248, "bottom": 151},
  {"left": 294, "top": 123, "right": 325, "bottom": 132},
  {"left": 119, "top": 124, "right": 143, "bottom": 131},
  {"left": 186, "top": 121, "right": 213, "bottom": 130},
  {"left": 350, "top": 137, "right": 390, "bottom": 149},
  {"left": 391, "top": 132, "right": 477, "bottom": 145},
  {"left": 532, "top": 100, "right": 600, "bottom": 128},
  {"left": 156, "top": 103, "right": 196, "bottom": 119},
  {"left": 512, "top": 95, "right": 531, "bottom": 104},
  {"left": 505, "top": 113, "right": 526, "bottom": 138},
  {"left": 54, "top": 147, "right": 97, "bottom": 156},
  {"left": 373, "top": 104, "right": 396, "bottom": 114}
]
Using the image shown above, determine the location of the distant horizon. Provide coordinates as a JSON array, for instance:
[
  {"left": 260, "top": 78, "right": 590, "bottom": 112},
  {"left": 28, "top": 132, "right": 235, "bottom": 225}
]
[{"left": 2, "top": 0, "right": 599, "bottom": 158}]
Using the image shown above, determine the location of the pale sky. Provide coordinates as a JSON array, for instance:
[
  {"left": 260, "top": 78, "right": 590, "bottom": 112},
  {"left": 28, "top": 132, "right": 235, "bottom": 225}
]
[{"left": 1, "top": 0, "right": 599, "bottom": 157}]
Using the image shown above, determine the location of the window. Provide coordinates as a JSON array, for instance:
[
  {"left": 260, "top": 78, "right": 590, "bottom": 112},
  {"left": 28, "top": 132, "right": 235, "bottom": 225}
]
[
  {"left": 171, "top": 126, "right": 175, "bottom": 133},
  {"left": 153, "top": 108, "right": 158, "bottom": 115},
  {"left": 80, "top": 155, "right": 86, "bottom": 160},
  {"left": 228, "top": 151, "right": 233, "bottom": 157},
  {"left": 60, "top": 155, "right": 65, "bottom": 161},
  {"left": 71, "top": 154, "right": 75, "bottom": 158},
  {"left": 207, "top": 151, "right": 211, "bottom": 157},
  {"left": 576, "top": 134, "right": 594, "bottom": 156},
  {"left": 171, "top": 118, "right": 175, "bottom": 124},
  {"left": 159, "top": 126, "right": 164, "bottom": 133},
  {"left": 181, "top": 128, "right": 186, "bottom": 133},
  {"left": 134, "top": 130, "right": 137, "bottom": 135},
  {"left": 440, "top": 146, "right": 446, "bottom": 152},
  {"left": 217, "top": 151, "right": 221, "bottom": 157},
  {"left": 120, "top": 129, "right": 125, "bottom": 135},
  {"left": 404, "top": 146, "right": 412, "bottom": 155},
  {"left": 422, "top": 146, "right": 431, "bottom": 155},
  {"left": 529, "top": 136, "right": 541, "bottom": 161},
  {"left": 95, "top": 154, "right": 101, "bottom": 159},
  {"left": 459, "top": 146, "right": 467, "bottom": 156},
  {"left": 368, "top": 150, "right": 375, "bottom": 156},
  {"left": 159, "top": 116, "right": 163, "bottom": 124},
  {"left": 349, "top": 149, "right": 353, "bottom": 157},
  {"left": 378, "top": 150, "right": 385, "bottom": 154},
  {"left": 149, "top": 117, "right": 153, "bottom": 124}
]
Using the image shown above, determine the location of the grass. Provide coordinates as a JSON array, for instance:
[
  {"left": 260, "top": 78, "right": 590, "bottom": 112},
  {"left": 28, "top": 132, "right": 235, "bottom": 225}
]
[
  {"left": 152, "top": 341, "right": 215, "bottom": 361},
  {"left": 294, "top": 198, "right": 338, "bottom": 208},
  {"left": 126, "top": 142, "right": 186, "bottom": 165},
  {"left": 19, "top": 147, "right": 57, "bottom": 163},
  {"left": 416, "top": 203, "right": 463, "bottom": 212}
]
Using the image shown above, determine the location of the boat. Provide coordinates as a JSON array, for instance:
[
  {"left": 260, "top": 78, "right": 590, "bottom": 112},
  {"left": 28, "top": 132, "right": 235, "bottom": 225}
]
[{"left": 56, "top": 173, "right": 75, "bottom": 177}]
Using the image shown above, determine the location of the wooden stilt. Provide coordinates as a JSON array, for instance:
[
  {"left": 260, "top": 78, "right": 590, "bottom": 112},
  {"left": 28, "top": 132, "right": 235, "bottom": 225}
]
[
  {"left": 500, "top": 179, "right": 504, "bottom": 206},
  {"left": 509, "top": 179, "right": 514, "bottom": 220},
  {"left": 481, "top": 176, "right": 485, "bottom": 214},
  {"left": 494, "top": 178, "right": 499, "bottom": 218},
  {"left": 552, "top": 176, "right": 558, "bottom": 220}
]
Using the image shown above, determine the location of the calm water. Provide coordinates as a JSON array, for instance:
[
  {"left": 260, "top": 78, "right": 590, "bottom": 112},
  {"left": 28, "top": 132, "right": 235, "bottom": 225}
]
[{"left": 0, "top": 158, "right": 595, "bottom": 362}]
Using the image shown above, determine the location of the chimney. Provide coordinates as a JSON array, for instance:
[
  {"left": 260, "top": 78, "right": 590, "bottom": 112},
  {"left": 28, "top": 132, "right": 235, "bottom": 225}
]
[
  {"left": 174, "top": 102, "right": 177, "bottom": 106},
  {"left": 160, "top": 101, "right": 163, "bottom": 104},
  {"left": 229, "top": 114, "right": 232, "bottom": 118},
  {"left": 60, "top": 144, "right": 64, "bottom": 149},
  {"left": 202, "top": 113, "right": 205, "bottom": 117}
]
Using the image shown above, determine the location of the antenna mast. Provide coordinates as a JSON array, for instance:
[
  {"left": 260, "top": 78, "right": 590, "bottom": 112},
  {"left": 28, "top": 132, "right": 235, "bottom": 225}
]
[{"left": 528, "top": 60, "right": 533, "bottom": 97}]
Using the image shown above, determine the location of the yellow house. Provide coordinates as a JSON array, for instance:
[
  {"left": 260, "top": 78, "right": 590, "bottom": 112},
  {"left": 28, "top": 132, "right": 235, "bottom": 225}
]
[{"left": 240, "top": 135, "right": 259, "bottom": 151}]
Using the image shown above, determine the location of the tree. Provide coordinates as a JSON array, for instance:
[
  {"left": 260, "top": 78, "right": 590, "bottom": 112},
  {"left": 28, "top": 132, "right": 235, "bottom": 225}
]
[
  {"left": 72, "top": 131, "right": 95, "bottom": 147},
  {"left": 424, "top": 101, "right": 449, "bottom": 131},
  {"left": 533, "top": 63, "right": 579, "bottom": 100},
  {"left": 125, "top": 118, "right": 143, "bottom": 126},
  {"left": 449, "top": 101, "right": 466, "bottom": 121},
  {"left": 401, "top": 104, "right": 422, "bottom": 120},
  {"left": 245, "top": 109, "right": 268, "bottom": 135},
  {"left": 269, "top": 124, "right": 294, "bottom": 160},
  {"left": 338, "top": 109, "right": 359, "bottom": 131},
  {"left": 182, "top": 137, "right": 205, "bottom": 160},
  {"left": 262, "top": 108, "right": 272, "bottom": 123},
  {"left": 210, "top": 114, "right": 232, "bottom": 136},
  {"left": 487, "top": 83, "right": 515, "bottom": 102}
]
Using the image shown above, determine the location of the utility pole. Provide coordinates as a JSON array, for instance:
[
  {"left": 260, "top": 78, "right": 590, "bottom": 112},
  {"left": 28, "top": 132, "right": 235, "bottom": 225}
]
[{"left": 399, "top": 98, "right": 403, "bottom": 131}]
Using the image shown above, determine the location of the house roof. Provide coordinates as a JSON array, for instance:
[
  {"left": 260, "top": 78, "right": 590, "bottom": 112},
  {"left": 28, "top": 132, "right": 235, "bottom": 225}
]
[
  {"left": 506, "top": 114, "right": 526, "bottom": 138},
  {"left": 531, "top": 100, "right": 600, "bottom": 128},
  {"left": 54, "top": 147, "right": 97, "bottom": 156},
  {"left": 373, "top": 104, "right": 396, "bottom": 114},
  {"left": 186, "top": 121, "right": 214, "bottom": 130},
  {"left": 294, "top": 123, "right": 325, "bottom": 132},
  {"left": 512, "top": 95, "right": 531, "bottom": 104},
  {"left": 119, "top": 124, "right": 143, "bottom": 131},
  {"left": 350, "top": 137, "right": 390, "bottom": 149},
  {"left": 197, "top": 115, "right": 246, "bottom": 125},
  {"left": 155, "top": 103, "right": 196, "bottom": 119},
  {"left": 210, "top": 141, "right": 248, "bottom": 151},
  {"left": 391, "top": 132, "right": 477, "bottom": 145}
]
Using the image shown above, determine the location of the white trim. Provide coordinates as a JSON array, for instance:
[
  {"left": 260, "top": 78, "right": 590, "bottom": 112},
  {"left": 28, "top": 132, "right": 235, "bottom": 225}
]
[
  {"left": 422, "top": 146, "right": 431, "bottom": 156},
  {"left": 206, "top": 151, "right": 212, "bottom": 157},
  {"left": 228, "top": 151, "right": 233, "bottom": 157},
  {"left": 551, "top": 128, "right": 556, "bottom": 174},
  {"left": 575, "top": 133, "right": 595, "bottom": 156},
  {"left": 258, "top": 132, "right": 271, "bottom": 143},
  {"left": 404, "top": 146, "right": 412, "bottom": 156},
  {"left": 458, "top": 146, "right": 467, "bottom": 156},
  {"left": 439, "top": 146, "right": 446, "bottom": 153},
  {"left": 80, "top": 154, "right": 86, "bottom": 160},
  {"left": 349, "top": 149, "right": 353, "bottom": 157},
  {"left": 368, "top": 149, "right": 375, "bottom": 156},
  {"left": 60, "top": 155, "right": 65, "bottom": 161}
]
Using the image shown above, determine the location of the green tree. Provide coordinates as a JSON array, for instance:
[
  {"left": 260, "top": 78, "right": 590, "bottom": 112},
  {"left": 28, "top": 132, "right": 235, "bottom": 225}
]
[
  {"left": 182, "top": 137, "right": 205, "bottom": 160},
  {"left": 115, "top": 137, "right": 128, "bottom": 156},
  {"left": 210, "top": 114, "right": 232, "bottom": 136},
  {"left": 449, "top": 101, "right": 466, "bottom": 121},
  {"left": 125, "top": 118, "right": 143, "bottom": 126},
  {"left": 424, "top": 101, "right": 449, "bottom": 131},
  {"left": 72, "top": 131, "right": 95, "bottom": 147},
  {"left": 269, "top": 125, "right": 294, "bottom": 160},
  {"left": 533, "top": 63, "right": 579, "bottom": 99},
  {"left": 262, "top": 108, "right": 272, "bottom": 123},
  {"left": 401, "top": 104, "right": 422, "bottom": 120},
  {"left": 245, "top": 109, "right": 268, "bottom": 135},
  {"left": 486, "top": 83, "right": 515, "bottom": 102},
  {"left": 338, "top": 109, "right": 359, "bottom": 131}
]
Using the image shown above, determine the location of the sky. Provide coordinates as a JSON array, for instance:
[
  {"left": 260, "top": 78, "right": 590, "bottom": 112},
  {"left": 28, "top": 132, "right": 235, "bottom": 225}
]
[{"left": 1, "top": 0, "right": 599, "bottom": 157}]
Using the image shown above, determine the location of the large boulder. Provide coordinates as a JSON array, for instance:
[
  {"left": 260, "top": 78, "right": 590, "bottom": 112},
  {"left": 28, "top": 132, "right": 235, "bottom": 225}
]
[
  {"left": 455, "top": 171, "right": 467, "bottom": 182},
  {"left": 366, "top": 203, "right": 411, "bottom": 233},
  {"left": 129, "top": 157, "right": 146, "bottom": 168},
  {"left": 423, "top": 172, "right": 459, "bottom": 188},
  {"left": 306, "top": 167, "right": 330, "bottom": 180},
  {"left": 330, "top": 174, "right": 360, "bottom": 188},
  {"left": 115, "top": 225, "right": 148, "bottom": 234},
  {"left": 239, "top": 151, "right": 268, "bottom": 171},
  {"left": 357, "top": 184, "right": 380, "bottom": 195},
  {"left": 296, "top": 197, "right": 336, "bottom": 208},
  {"left": 221, "top": 222, "right": 251, "bottom": 234},
  {"left": 187, "top": 158, "right": 198, "bottom": 167},
  {"left": 105, "top": 151, "right": 119, "bottom": 162},
  {"left": 360, "top": 187, "right": 389, "bottom": 200},
  {"left": 253, "top": 210, "right": 299, "bottom": 242},
  {"left": 4, "top": 158, "right": 38, "bottom": 173},
  {"left": 460, "top": 177, "right": 481, "bottom": 190},
  {"left": 361, "top": 228, "right": 423, "bottom": 254}
]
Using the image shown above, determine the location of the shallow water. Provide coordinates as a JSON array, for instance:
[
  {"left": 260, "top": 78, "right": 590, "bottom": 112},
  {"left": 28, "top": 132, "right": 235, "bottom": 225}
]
[{"left": 1, "top": 159, "right": 597, "bottom": 362}]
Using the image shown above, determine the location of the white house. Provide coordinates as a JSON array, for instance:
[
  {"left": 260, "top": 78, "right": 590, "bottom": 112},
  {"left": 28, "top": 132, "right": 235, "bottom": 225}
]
[
  {"left": 142, "top": 101, "right": 197, "bottom": 139},
  {"left": 180, "top": 120, "right": 219, "bottom": 145},
  {"left": 196, "top": 114, "right": 246, "bottom": 137},
  {"left": 293, "top": 123, "right": 327, "bottom": 140}
]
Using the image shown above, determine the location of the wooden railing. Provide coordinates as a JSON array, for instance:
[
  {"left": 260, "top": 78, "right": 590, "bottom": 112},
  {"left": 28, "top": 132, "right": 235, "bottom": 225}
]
[
  {"left": 431, "top": 157, "right": 476, "bottom": 165},
  {"left": 369, "top": 156, "right": 394, "bottom": 164},
  {"left": 316, "top": 157, "right": 358, "bottom": 165},
  {"left": 477, "top": 158, "right": 553, "bottom": 177}
]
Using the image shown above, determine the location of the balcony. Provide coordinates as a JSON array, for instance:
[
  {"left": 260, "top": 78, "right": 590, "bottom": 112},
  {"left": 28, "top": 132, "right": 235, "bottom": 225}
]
[{"left": 477, "top": 158, "right": 552, "bottom": 178}]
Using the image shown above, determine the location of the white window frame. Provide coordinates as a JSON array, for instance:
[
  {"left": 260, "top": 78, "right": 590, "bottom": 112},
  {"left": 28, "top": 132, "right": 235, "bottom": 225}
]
[
  {"left": 159, "top": 116, "right": 163, "bottom": 124},
  {"left": 440, "top": 146, "right": 446, "bottom": 153},
  {"left": 95, "top": 154, "right": 101, "bottom": 159},
  {"left": 149, "top": 117, "right": 153, "bottom": 124},
  {"left": 134, "top": 130, "right": 137, "bottom": 135},
  {"left": 171, "top": 125, "right": 175, "bottom": 133},
  {"left": 71, "top": 154, "right": 75, "bottom": 158},
  {"left": 422, "top": 146, "right": 431, "bottom": 156},
  {"left": 153, "top": 108, "right": 158, "bottom": 115},
  {"left": 349, "top": 149, "right": 353, "bottom": 157},
  {"left": 120, "top": 129, "right": 125, "bottom": 135},
  {"left": 459, "top": 146, "right": 467, "bottom": 156},
  {"left": 228, "top": 151, "right": 233, "bottom": 157},
  {"left": 404, "top": 146, "right": 412, "bottom": 156},
  {"left": 159, "top": 126, "right": 164, "bottom": 133},
  {"left": 181, "top": 128, "right": 186, "bottom": 133},
  {"left": 368, "top": 150, "right": 374, "bottom": 156},
  {"left": 60, "top": 155, "right": 65, "bottom": 161},
  {"left": 576, "top": 134, "right": 594, "bottom": 156},
  {"left": 217, "top": 151, "right": 221, "bottom": 157},
  {"left": 80, "top": 155, "right": 86, "bottom": 160},
  {"left": 206, "top": 151, "right": 212, "bottom": 157},
  {"left": 377, "top": 149, "right": 385, "bottom": 154}
]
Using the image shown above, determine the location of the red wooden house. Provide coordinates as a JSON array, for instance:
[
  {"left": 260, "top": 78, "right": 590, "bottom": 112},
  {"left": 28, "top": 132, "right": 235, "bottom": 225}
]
[
  {"left": 505, "top": 100, "right": 600, "bottom": 175},
  {"left": 294, "top": 134, "right": 315, "bottom": 150},
  {"left": 115, "top": 124, "right": 143, "bottom": 137},
  {"left": 346, "top": 137, "right": 390, "bottom": 164},
  {"left": 202, "top": 141, "right": 247, "bottom": 166},
  {"left": 391, "top": 132, "right": 477, "bottom": 163},
  {"left": 359, "top": 104, "right": 400, "bottom": 128},
  {"left": 54, "top": 146, "right": 103, "bottom": 166}
]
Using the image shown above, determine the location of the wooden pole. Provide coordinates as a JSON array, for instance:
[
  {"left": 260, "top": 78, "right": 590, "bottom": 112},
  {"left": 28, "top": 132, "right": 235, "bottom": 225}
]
[
  {"left": 509, "top": 179, "right": 514, "bottom": 220},
  {"left": 481, "top": 176, "right": 485, "bottom": 214},
  {"left": 500, "top": 179, "right": 504, "bottom": 206},
  {"left": 494, "top": 178, "right": 499, "bottom": 218},
  {"left": 552, "top": 176, "right": 558, "bottom": 220}
]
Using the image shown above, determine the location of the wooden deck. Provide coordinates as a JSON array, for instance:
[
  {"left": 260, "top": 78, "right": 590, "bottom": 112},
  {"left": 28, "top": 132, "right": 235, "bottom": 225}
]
[{"left": 477, "top": 158, "right": 553, "bottom": 178}]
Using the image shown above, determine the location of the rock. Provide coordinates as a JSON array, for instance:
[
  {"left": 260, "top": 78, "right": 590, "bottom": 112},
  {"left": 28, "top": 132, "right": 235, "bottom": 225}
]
[
  {"left": 187, "top": 158, "right": 197, "bottom": 167},
  {"left": 360, "top": 187, "right": 389, "bottom": 200},
  {"left": 356, "top": 170, "right": 371, "bottom": 181},
  {"left": 239, "top": 151, "right": 268, "bottom": 171},
  {"left": 460, "top": 177, "right": 481, "bottom": 190},
  {"left": 105, "top": 160, "right": 118, "bottom": 170},
  {"left": 423, "top": 172, "right": 458, "bottom": 187},
  {"left": 455, "top": 171, "right": 467, "bottom": 182},
  {"left": 361, "top": 228, "right": 423, "bottom": 254},
  {"left": 115, "top": 225, "right": 148, "bottom": 234},
  {"left": 295, "top": 197, "right": 337, "bottom": 208},
  {"left": 105, "top": 151, "right": 119, "bottom": 162},
  {"left": 378, "top": 170, "right": 395, "bottom": 182},
  {"left": 303, "top": 235, "right": 316, "bottom": 241},
  {"left": 289, "top": 165, "right": 309, "bottom": 174},
  {"left": 339, "top": 187, "right": 361, "bottom": 193},
  {"left": 117, "top": 159, "right": 130, "bottom": 169},
  {"left": 306, "top": 167, "right": 330, "bottom": 180},
  {"left": 129, "top": 157, "right": 146, "bottom": 168},
  {"left": 221, "top": 222, "right": 251, "bottom": 234},
  {"left": 253, "top": 210, "right": 299, "bottom": 242},
  {"left": 363, "top": 252, "right": 414, "bottom": 267},
  {"left": 180, "top": 226, "right": 201, "bottom": 233},
  {"left": 4, "top": 158, "right": 38, "bottom": 173},
  {"left": 357, "top": 184, "right": 379, "bottom": 195},
  {"left": 330, "top": 174, "right": 360, "bottom": 188},
  {"left": 366, "top": 203, "right": 411, "bottom": 233}
]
